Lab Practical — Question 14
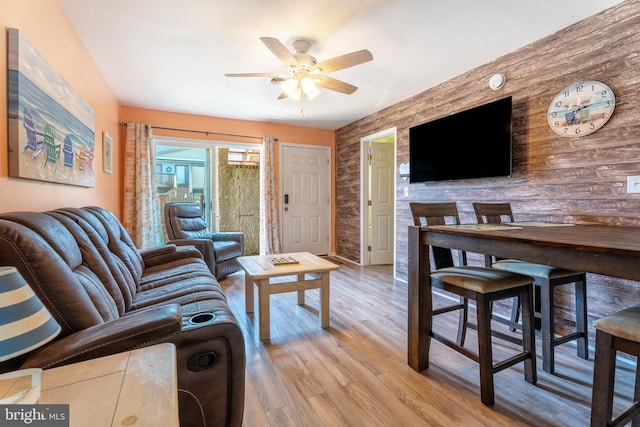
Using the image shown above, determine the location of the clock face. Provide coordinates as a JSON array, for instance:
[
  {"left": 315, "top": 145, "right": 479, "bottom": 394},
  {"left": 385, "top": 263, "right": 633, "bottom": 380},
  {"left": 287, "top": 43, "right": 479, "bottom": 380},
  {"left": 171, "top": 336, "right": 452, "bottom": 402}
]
[{"left": 547, "top": 80, "right": 615, "bottom": 137}]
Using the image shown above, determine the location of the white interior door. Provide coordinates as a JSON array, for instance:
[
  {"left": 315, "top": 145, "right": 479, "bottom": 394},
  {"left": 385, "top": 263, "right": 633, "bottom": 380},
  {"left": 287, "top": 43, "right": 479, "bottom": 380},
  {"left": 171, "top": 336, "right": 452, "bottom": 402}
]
[
  {"left": 369, "top": 140, "right": 394, "bottom": 265},
  {"left": 280, "top": 144, "right": 330, "bottom": 255}
]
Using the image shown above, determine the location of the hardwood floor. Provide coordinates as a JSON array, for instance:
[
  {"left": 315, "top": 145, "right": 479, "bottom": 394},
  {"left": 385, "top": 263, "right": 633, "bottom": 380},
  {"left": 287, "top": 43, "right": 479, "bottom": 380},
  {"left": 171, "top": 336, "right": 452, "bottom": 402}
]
[{"left": 220, "top": 260, "right": 636, "bottom": 426}]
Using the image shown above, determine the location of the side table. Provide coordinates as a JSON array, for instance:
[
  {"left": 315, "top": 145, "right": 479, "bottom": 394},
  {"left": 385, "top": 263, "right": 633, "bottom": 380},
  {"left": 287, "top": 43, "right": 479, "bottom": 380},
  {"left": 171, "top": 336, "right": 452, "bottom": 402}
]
[{"left": 3, "top": 343, "right": 179, "bottom": 427}]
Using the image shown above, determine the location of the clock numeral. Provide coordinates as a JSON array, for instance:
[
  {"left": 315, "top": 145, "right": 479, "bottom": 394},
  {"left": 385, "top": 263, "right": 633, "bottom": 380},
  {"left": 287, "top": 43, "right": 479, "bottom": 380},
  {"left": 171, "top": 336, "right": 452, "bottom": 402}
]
[
  {"left": 576, "top": 84, "right": 583, "bottom": 93},
  {"left": 550, "top": 112, "right": 557, "bottom": 118},
  {"left": 590, "top": 123, "right": 596, "bottom": 130},
  {"left": 554, "top": 121, "right": 561, "bottom": 127},
  {"left": 563, "top": 91, "right": 570, "bottom": 97},
  {"left": 555, "top": 101, "right": 563, "bottom": 108},
  {"left": 575, "top": 127, "right": 582, "bottom": 135}
]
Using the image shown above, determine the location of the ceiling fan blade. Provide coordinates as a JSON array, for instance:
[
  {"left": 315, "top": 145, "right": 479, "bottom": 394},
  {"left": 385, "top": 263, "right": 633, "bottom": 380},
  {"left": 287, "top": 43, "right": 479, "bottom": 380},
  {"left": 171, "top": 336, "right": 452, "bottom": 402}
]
[
  {"left": 315, "top": 49, "right": 373, "bottom": 73},
  {"left": 260, "top": 37, "right": 298, "bottom": 68},
  {"left": 315, "top": 76, "right": 358, "bottom": 94},
  {"left": 224, "top": 72, "right": 280, "bottom": 78},
  {"left": 277, "top": 92, "right": 289, "bottom": 100}
]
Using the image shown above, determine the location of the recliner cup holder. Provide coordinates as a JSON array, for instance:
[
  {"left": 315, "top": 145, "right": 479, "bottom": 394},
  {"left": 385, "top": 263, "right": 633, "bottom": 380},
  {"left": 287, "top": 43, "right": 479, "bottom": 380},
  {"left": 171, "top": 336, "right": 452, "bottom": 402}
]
[{"left": 189, "top": 312, "right": 216, "bottom": 325}]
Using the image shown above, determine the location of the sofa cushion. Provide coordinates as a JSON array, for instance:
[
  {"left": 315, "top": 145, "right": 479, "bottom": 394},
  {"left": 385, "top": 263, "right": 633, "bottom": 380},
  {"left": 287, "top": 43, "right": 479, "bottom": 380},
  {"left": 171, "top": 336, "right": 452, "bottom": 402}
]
[
  {"left": 81, "top": 206, "right": 145, "bottom": 284},
  {"left": 133, "top": 262, "right": 227, "bottom": 310},
  {"left": 0, "top": 214, "right": 123, "bottom": 334},
  {"left": 52, "top": 209, "right": 139, "bottom": 309}
]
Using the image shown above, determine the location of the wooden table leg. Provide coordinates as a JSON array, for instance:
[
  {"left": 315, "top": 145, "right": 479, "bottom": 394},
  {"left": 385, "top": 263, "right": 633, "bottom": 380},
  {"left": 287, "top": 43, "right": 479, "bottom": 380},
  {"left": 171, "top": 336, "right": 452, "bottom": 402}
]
[
  {"left": 540, "top": 278, "right": 554, "bottom": 373},
  {"left": 408, "top": 226, "right": 432, "bottom": 372},
  {"left": 320, "top": 272, "right": 330, "bottom": 329},
  {"left": 297, "top": 274, "right": 305, "bottom": 305},
  {"left": 245, "top": 272, "right": 254, "bottom": 314},
  {"left": 258, "top": 278, "right": 271, "bottom": 340}
]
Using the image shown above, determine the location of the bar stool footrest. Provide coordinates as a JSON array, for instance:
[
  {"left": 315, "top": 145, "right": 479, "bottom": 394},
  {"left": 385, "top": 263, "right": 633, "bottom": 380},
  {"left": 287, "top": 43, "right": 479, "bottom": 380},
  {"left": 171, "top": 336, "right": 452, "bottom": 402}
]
[
  {"left": 431, "top": 331, "right": 532, "bottom": 374},
  {"left": 552, "top": 331, "right": 586, "bottom": 347},
  {"left": 431, "top": 332, "right": 479, "bottom": 363},
  {"left": 493, "top": 352, "right": 531, "bottom": 375},
  {"left": 611, "top": 401, "right": 640, "bottom": 427},
  {"left": 466, "top": 323, "right": 523, "bottom": 346}
]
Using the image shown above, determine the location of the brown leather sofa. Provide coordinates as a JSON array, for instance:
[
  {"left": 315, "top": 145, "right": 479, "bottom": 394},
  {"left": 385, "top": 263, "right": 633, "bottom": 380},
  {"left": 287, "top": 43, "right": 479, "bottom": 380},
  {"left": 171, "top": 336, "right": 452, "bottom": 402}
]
[
  {"left": 164, "top": 201, "right": 244, "bottom": 279},
  {"left": 0, "top": 206, "right": 245, "bottom": 427}
]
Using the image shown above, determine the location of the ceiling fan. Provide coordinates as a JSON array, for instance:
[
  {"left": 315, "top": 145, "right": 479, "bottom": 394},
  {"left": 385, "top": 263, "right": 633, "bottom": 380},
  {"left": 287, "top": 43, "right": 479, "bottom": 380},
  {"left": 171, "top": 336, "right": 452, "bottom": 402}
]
[{"left": 225, "top": 37, "right": 373, "bottom": 114}]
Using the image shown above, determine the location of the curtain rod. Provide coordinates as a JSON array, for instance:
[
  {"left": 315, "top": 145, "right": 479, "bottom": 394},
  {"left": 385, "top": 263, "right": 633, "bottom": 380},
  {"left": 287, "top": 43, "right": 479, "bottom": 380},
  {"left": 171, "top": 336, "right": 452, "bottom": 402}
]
[{"left": 119, "top": 122, "right": 267, "bottom": 141}]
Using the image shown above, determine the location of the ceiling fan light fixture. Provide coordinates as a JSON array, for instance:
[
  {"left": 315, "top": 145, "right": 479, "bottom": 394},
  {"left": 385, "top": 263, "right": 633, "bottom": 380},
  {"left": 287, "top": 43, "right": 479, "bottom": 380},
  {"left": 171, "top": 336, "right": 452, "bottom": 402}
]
[
  {"left": 300, "top": 76, "right": 316, "bottom": 94},
  {"left": 306, "top": 87, "right": 321, "bottom": 100},
  {"left": 289, "top": 90, "right": 302, "bottom": 101},
  {"left": 227, "top": 37, "right": 372, "bottom": 115},
  {"left": 281, "top": 78, "right": 298, "bottom": 96},
  {"left": 281, "top": 79, "right": 302, "bottom": 101}
]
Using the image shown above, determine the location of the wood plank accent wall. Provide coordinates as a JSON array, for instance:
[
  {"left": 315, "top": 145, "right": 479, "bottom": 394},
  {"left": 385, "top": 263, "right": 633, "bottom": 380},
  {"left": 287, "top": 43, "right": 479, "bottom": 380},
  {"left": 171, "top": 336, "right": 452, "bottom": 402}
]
[{"left": 335, "top": 0, "right": 640, "bottom": 335}]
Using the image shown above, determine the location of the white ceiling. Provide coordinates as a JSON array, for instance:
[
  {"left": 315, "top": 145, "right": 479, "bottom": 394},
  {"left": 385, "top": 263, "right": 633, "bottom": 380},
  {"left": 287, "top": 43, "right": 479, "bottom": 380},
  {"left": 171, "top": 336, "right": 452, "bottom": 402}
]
[{"left": 59, "top": 0, "right": 624, "bottom": 130}]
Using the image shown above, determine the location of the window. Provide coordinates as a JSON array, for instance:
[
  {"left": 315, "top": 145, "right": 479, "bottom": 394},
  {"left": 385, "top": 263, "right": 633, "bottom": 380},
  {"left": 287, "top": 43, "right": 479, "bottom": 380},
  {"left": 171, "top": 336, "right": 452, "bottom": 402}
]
[{"left": 175, "top": 165, "right": 188, "bottom": 185}]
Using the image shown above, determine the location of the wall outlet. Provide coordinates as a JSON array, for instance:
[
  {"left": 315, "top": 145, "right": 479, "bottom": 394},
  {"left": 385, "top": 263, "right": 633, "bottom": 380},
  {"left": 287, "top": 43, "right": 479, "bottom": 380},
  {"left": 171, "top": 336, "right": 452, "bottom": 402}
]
[
  {"left": 627, "top": 176, "right": 640, "bottom": 194},
  {"left": 404, "top": 186, "right": 410, "bottom": 197}
]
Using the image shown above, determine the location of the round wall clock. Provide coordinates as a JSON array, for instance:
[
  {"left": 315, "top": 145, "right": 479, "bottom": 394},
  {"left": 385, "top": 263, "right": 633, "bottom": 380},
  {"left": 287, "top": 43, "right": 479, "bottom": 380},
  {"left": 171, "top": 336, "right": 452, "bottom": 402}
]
[{"left": 547, "top": 80, "right": 615, "bottom": 137}]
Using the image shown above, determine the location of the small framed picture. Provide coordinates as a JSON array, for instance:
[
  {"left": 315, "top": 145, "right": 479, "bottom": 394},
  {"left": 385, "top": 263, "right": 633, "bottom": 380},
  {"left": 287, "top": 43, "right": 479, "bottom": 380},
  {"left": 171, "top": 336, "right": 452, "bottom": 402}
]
[{"left": 103, "top": 132, "right": 113, "bottom": 174}]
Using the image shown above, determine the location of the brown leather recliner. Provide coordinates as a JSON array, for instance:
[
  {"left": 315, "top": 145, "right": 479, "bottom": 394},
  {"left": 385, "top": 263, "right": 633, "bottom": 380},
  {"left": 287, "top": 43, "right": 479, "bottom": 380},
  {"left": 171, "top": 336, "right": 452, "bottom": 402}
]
[
  {"left": 0, "top": 206, "right": 245, "bottom": 427},
  {"left": 164, "top": 202, "right": 244, "bottom": 279}
]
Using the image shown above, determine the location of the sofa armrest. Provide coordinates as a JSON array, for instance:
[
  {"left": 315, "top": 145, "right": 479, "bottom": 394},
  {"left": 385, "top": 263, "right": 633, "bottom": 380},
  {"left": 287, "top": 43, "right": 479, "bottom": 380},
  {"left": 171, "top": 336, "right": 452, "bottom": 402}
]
[
  {"left": 211, "top": 233, "right": 245, "bottom": 258},
  {"left": 211, "top": 232, "right": 244, "bottom": 247},
  {"left": 21, "top": 304, "right": 182, "bottom": 370},
  {"left": 139, "top": 244, "right": 177, "bottom": 258},
  {"left": 167, "top": 238, "right": 216, "bottom": 272},
  {"left": 141, "top": 243, "right": 203, "bottom": 268}
]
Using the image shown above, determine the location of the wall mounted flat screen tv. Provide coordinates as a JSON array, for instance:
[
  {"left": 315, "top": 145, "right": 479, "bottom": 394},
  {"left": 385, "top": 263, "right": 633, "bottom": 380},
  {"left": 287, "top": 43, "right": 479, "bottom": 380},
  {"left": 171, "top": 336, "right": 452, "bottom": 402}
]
[{"left": 409, "top": 96, "right": 512, "bottom": 183}]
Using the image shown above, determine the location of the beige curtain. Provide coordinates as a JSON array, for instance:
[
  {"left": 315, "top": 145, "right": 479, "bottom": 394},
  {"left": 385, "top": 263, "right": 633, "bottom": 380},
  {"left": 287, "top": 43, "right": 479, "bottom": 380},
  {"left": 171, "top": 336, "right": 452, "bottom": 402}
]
[
  {"left": 259, "top": 136, "right": 281, "bottom": 254},
  {"left": 122, "top": 122, "right": 162, "bottom": 249}
]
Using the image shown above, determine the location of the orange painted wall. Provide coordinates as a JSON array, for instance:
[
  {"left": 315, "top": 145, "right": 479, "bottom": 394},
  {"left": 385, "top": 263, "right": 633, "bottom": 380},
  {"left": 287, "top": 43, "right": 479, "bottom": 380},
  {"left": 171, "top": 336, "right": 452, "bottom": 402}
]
[
  {"left": 0, "top": 0, "right": 121, "bottom": 213},
  {"left": 0, "top": 1, "right": 337, "bottom": 250},
  {"left": 119, "top": 105, "right": 337, "bottom": 251},
  {"left": 119, "top": 105, "right": 334, "bottom": 147}
]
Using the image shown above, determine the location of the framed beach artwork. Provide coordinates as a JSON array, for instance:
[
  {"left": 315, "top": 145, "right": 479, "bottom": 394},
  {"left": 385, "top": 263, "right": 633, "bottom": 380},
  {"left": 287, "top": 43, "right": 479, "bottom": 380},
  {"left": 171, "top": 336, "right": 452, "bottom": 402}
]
[
  {"left": 7, "top": 28, "right": 96, "bottom": 187},
  {"left": 103, "top": 132, "right": 113, "bottom": 174}
]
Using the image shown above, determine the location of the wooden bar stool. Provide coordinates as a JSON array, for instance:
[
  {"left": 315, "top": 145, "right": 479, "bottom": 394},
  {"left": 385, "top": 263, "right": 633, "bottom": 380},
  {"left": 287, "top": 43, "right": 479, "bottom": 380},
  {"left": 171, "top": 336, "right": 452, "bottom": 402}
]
[
  {"left": 473, "top": 202, "right": 588, "bottom": 373},
  {"left": 410, "top": 202, "right": 537, "bottom": 407},
  {"left": 591, "top": 306, "right": 640, "bottom": 427}
]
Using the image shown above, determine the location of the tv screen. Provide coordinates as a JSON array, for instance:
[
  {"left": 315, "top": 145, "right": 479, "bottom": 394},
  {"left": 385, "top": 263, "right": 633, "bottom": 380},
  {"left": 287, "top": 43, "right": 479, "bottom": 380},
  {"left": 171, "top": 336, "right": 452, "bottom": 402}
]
[{"left": 409, "top": 96, "right": 512, "bottom": 183}]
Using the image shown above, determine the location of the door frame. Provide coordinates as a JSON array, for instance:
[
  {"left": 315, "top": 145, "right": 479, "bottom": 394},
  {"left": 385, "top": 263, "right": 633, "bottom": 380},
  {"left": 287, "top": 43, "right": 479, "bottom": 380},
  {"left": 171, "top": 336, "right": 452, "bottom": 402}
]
[
  {"left": 279, "top": 142, "right": 332, "bottom": 255},
  {"left": 360, "top": 127, "right": 397, "bottom": 271}
]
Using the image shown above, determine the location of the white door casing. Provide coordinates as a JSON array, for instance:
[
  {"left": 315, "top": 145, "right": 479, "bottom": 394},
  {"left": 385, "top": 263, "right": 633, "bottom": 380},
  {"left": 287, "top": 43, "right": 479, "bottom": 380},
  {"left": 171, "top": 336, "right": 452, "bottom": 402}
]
[
  {"left": 280, "top": 143, "right": 330, "bottom": 255},
  {"left": 360, "top": 128, "right": 397, "bottom": 268},
  {"left": 369, "top": 140, "right": 394, "bottom": 265}
]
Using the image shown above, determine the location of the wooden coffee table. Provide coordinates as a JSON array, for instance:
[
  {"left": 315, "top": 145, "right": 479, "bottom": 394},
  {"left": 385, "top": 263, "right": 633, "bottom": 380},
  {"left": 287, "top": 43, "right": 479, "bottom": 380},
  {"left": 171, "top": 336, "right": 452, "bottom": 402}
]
[{"left": 237, "top": 252, "right": 339, "bottom": 340}]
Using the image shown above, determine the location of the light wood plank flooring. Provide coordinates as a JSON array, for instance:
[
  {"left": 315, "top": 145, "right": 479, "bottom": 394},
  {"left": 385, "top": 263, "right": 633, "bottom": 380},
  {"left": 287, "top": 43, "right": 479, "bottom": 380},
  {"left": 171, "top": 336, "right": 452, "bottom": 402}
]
[{"left": 220, "top": 260, "right": 636, "bottom": 426}]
